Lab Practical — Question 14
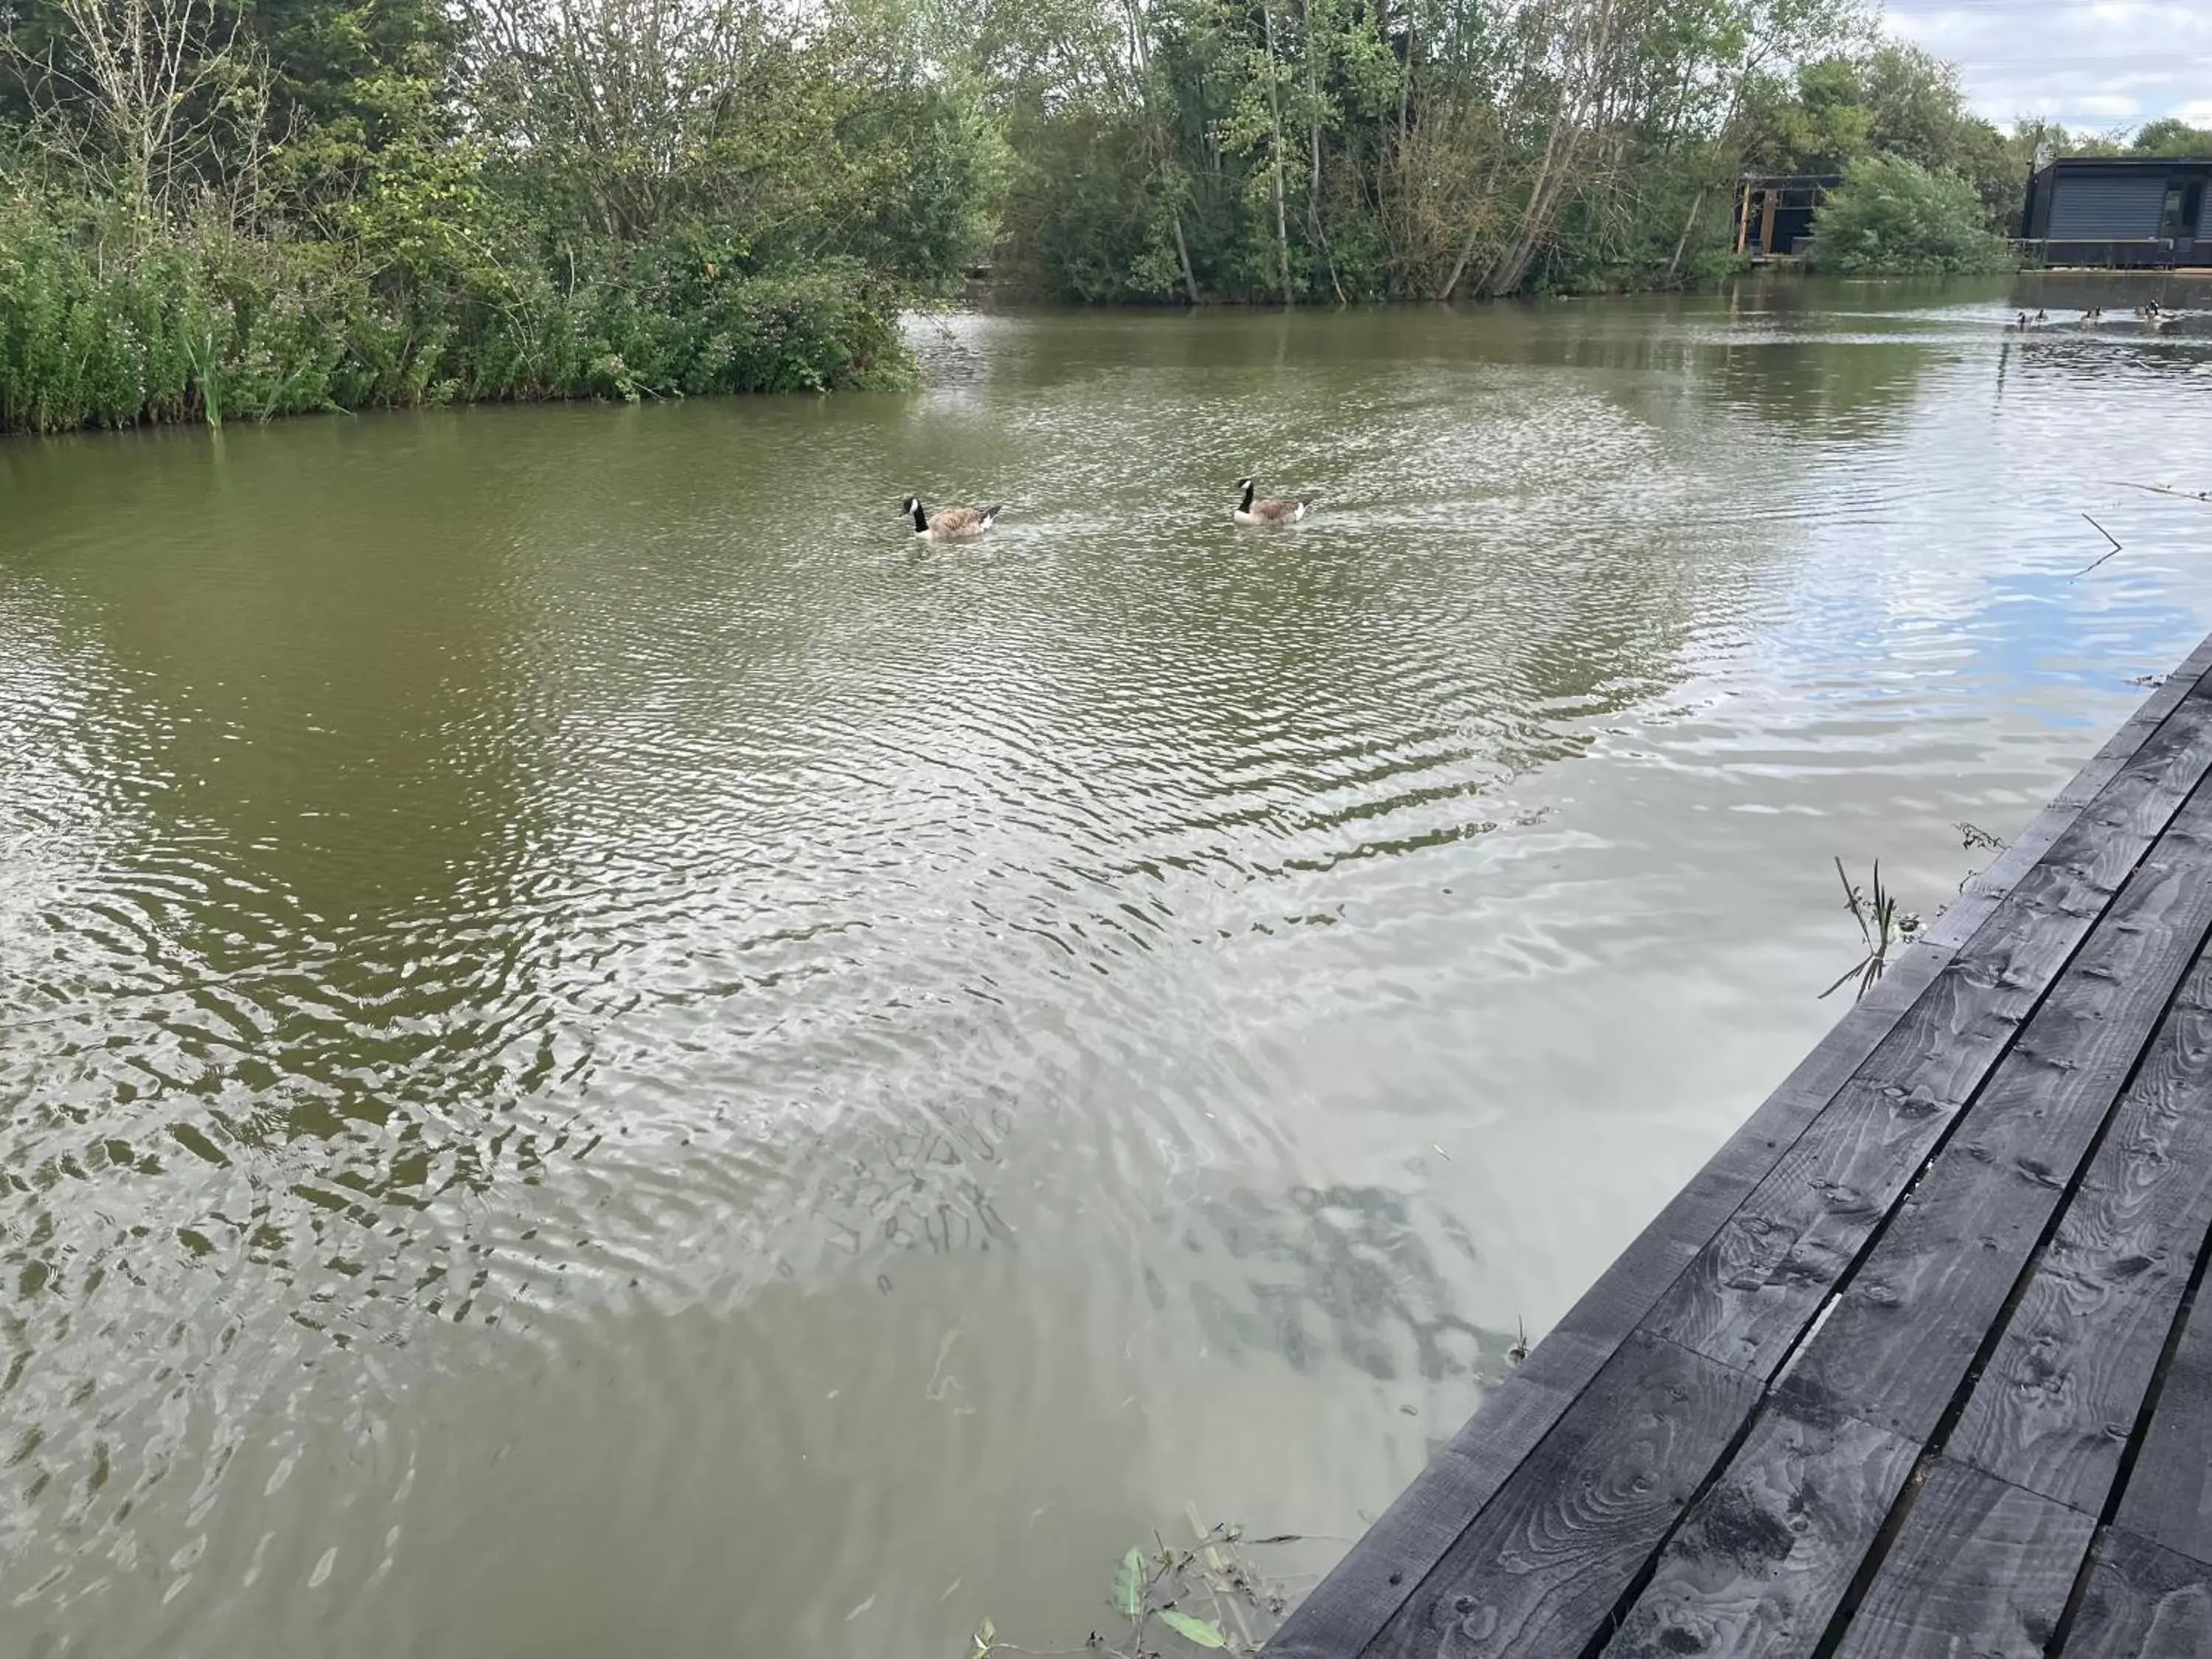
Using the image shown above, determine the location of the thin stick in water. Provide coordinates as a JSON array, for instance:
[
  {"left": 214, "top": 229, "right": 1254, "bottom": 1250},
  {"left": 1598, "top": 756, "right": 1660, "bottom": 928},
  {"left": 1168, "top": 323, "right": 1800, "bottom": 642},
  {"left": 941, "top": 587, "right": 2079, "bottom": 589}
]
[
  {"left": 2107, "top": 481, "right": 2212, "bottom": 506},
  {"left": 2072, "top": 512, "right": 2124, "bottom": 578}
]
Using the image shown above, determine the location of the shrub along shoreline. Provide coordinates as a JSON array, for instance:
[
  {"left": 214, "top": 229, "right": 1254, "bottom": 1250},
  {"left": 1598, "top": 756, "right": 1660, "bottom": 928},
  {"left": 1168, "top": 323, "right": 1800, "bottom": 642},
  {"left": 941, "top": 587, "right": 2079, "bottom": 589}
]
[
  {"left": 0, "top": 0, "right": 987, "bottom": 435},
  {"left": 0, "top": 201, "right": 913, "bottom": 435}
]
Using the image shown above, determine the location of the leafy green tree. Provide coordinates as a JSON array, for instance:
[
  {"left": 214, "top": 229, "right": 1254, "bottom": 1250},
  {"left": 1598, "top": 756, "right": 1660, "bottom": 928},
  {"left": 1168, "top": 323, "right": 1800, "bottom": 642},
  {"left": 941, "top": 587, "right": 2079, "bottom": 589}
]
[
  {"left": 2130, "top": 117, "right": 2212, "bottom": 158},
  {"left": 1807, "top": 152, "right": 2013, "bottom": 274},
  {"left": 239, "top": 0, "right": 460, "bottom": 206},
  {"left": 1742, "top": 57, "right": 1874, "bottom": 175},
  {"left": 1740, "top": 41, "right": 2026, "bottom": 231},
  {"left": 1858, "top": 44, "right": 1964, "bottom": 167}
]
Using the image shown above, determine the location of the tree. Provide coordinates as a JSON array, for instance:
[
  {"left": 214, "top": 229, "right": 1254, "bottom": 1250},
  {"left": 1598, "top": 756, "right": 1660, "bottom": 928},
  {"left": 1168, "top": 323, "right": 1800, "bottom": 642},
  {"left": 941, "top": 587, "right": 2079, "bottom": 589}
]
[
  {"left": 1739, "top": 39, "right": 2026, "bottom": 231},
  {"left": 2, "top": 0, "right": 275, "bottom": 220},
  {"left": 2130, "top": 117, "right": 2212, "bottom": 159},
  {"left": 1857, "top": 43, "right": 1961, "bottom": 167},
  {"left": 236, "top": 0, "right": 459, "bottom": 207},
  {"left": 460, "top": 0, "right": 998, "bottom": 280},
  {"left": 1807, "top": 151, "right": 2012, "bottom": 274},
  {"left": 1742, "top": 57, "right": 1872, "bottom": 174}
]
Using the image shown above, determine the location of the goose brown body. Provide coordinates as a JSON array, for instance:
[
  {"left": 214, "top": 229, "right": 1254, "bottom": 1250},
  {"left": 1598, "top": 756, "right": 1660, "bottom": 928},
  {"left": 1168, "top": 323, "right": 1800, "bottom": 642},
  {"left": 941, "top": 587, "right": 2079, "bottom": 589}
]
[
  {"left": 902, "top": 495, "right": 1001, "bottom": 541},
  {"left": 1233, "top": 478, "right": 1310, "bottom": 526}
]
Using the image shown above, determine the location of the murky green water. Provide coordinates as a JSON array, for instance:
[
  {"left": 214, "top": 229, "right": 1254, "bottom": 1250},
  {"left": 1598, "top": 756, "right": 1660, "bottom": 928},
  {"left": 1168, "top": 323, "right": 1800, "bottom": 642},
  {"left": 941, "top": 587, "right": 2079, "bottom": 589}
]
[{"left": 6, "top": 276, "right": 2212, "bottom": 1658}]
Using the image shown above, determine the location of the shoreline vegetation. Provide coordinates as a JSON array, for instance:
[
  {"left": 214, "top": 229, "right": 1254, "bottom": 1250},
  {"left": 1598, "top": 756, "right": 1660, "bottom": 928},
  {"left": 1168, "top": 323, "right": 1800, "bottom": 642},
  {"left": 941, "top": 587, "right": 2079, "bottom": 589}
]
[{"left": 3, "top": 0, "right": 2209, "bottom": 437}]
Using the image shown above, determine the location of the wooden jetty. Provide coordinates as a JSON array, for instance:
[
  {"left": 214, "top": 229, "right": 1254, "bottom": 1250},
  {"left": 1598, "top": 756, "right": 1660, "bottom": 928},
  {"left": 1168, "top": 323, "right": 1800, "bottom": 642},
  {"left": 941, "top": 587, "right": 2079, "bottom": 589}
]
[{"left": 1271, "top": 632, "right": 2212, "bottom": 1658}]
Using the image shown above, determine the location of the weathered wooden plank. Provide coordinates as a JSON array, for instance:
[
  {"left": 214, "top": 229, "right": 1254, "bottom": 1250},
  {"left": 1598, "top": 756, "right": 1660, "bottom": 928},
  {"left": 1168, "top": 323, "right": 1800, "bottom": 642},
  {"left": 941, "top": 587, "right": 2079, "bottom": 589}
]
[
  {"left": 1931, "top": 639, "right": 2212, "bottom": 945},
  {"left": 1356, "top": 1334, "right": 1759, "bottom": 1659},
  {"left": 1830, "top": 1458, "right": 2094, "bottom": 1659},
  {"left": 1262, "top": 1349, "right": 1586, "bottom": 1659},
  {"left": 1268, "top": 640, "right": 2212, "bottom": 1659},
  {"left": 1779, "top": 795, "right": 2212, "bottom": 1446},
  {"left": 1456, "top": 666, "right": 2212, "bottom": 1461},
  {"left": 1468, "top": 644, "right": 2212, "bottom": 1416},
  {"left": 1922, "top": 636, "right": 2212, "bottom": 957},
  {"left": 1530, "top": 947, "right": 1950, "bottom": 1359},
  {"left": 1560, "top": 637, "right": 2212, "bottom": 1375},
  {"left": 1646, "top": 685, "right": 2212, "bottom": 1378},
  {"left": 1948, "top": 943, "right": 2212, "bottom": 1513},
  {"left": 1596, "top": 1394, "right": 1919, "bottom": 1659},
  {"left": 2063, "top": 1527, "right": 2212, "bottom": 1658},
  {"left": 1274, "top": 952, "right": 1977, "bottom": 1656},
  {"left": 2112, "top": 1265, "right": 2212, "bottom": 1564}
]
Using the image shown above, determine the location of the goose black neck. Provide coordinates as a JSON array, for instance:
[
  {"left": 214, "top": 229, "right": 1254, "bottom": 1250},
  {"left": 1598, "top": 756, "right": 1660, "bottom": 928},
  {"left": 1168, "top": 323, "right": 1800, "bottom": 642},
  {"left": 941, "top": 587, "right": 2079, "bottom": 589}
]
[
  {"left": 909, "top": 500, "right": 928, "bottom": 532},
  {"left": 1238, "top": 481, "right": 1255, "bottom": 511}
]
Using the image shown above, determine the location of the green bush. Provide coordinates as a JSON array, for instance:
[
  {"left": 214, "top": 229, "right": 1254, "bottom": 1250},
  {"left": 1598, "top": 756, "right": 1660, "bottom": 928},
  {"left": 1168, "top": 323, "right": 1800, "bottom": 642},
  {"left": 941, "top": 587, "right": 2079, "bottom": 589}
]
[
  {"left": 0, "top": 190, "right": 916, "bottom": 435},
  {"left": 1806, "top": 154, "right": 2015, "bottom": 275}
]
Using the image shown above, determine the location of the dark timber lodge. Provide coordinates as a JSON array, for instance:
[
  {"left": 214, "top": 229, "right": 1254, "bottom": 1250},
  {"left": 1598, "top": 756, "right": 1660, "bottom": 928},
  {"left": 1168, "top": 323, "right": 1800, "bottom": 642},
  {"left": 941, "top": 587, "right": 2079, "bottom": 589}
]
[
  {"left": 1734, "top": 174, "right": 1841, "bottom": 260},
  {"left": 2021, "top": 157, "right": 2212, "bottom": 268},
  {"left": 1267, "top": 636, "right": 2212, "bottom": 1656},
  {"left": 1730, "top": 156, "right": 2212, "bottom": 269}
]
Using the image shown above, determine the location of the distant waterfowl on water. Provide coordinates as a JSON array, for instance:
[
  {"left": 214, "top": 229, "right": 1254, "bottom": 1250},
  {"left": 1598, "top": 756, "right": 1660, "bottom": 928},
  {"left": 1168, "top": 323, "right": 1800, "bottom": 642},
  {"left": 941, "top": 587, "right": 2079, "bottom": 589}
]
[
  {"left": 902, "top": 495, "right": 1001, "bottom": 541},
  {"left": 1233, "top": 478, "right": 1311, "bottom": 526}
]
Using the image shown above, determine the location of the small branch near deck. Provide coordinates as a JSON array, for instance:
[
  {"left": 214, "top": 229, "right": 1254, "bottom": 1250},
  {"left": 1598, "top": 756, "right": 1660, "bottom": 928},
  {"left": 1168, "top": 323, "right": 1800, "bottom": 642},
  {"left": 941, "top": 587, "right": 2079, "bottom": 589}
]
[
  {"left": 2072, "top": 513, "right": 2124, "bottom": 579},
  {"left": 1955, "top": 821, "right": 2009, "bottom": 894}
]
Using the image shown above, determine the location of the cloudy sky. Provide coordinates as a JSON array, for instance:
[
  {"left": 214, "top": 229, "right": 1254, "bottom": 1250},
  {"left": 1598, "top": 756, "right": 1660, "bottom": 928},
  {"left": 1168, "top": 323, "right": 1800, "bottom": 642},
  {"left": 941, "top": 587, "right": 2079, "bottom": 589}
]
[{"left": 1882, "top": 0, "right": 2212, "bottom": 134}]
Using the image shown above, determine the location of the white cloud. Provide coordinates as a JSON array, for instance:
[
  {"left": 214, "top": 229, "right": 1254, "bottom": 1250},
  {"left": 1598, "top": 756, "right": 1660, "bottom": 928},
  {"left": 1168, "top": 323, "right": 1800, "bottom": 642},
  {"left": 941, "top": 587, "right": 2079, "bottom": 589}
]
[
  {"left": 2074, "top": 94, "right": 2142, "bottom": 119},
  {"left": 1882, "top": 0, "right": 2212, "bottom": 132}
]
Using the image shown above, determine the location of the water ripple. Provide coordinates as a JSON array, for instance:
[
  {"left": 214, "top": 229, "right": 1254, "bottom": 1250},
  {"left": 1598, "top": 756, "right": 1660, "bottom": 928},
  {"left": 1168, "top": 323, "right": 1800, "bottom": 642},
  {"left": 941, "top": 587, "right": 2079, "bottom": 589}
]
[{"left": 7, "top": 279, "right": 2212, "bottom": 1657}]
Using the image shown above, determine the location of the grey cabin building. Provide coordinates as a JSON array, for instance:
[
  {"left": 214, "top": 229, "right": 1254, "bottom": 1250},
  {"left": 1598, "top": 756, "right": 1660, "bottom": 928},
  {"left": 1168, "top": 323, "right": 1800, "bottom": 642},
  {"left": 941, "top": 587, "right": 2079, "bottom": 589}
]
[{"left": 2020, "top": 156, "right": 2211, "bottom": 267}]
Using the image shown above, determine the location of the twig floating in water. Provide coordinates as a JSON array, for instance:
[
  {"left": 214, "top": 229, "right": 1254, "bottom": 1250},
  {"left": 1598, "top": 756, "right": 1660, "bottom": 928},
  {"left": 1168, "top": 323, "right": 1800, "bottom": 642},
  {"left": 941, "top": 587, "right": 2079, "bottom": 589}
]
[
  {"left": 2107, "top": 481, "right": 2212, "bottom": 506},
  {"left": 2072, "top": 512, "right": 2124, "bottom": 578}
]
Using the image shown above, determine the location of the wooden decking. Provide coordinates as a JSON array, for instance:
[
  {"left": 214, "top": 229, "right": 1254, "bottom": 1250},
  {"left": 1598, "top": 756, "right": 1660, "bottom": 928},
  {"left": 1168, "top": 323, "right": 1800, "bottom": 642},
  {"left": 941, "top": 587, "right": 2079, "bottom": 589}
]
[{"left": 1271, "top": 632, "right": 2212, "bottom": 1659}]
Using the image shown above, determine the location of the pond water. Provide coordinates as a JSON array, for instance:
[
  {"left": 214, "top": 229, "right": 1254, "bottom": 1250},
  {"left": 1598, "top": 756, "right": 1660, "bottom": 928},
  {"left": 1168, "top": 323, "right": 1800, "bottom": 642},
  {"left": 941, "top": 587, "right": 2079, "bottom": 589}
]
[{"left": 5, "top": 276, "right": 2212, "bottom": 1658}]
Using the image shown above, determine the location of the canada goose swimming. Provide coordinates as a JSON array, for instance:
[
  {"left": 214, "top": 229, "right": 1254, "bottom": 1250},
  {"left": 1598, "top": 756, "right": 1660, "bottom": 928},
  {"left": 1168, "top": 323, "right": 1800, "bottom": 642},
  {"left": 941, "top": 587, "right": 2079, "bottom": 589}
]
[
  {"left": 1233, "top": 478, "right": 1311, "bottom": 526},
  {"left": 902, "top": 495, "right": 1001, "bottom": 541},
  {"left": 2034, "top": 308, "right": 2048, "bottom": 324},
  {"left": 2013, "top": 312, "right": 2029, "bottom": 330}
]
